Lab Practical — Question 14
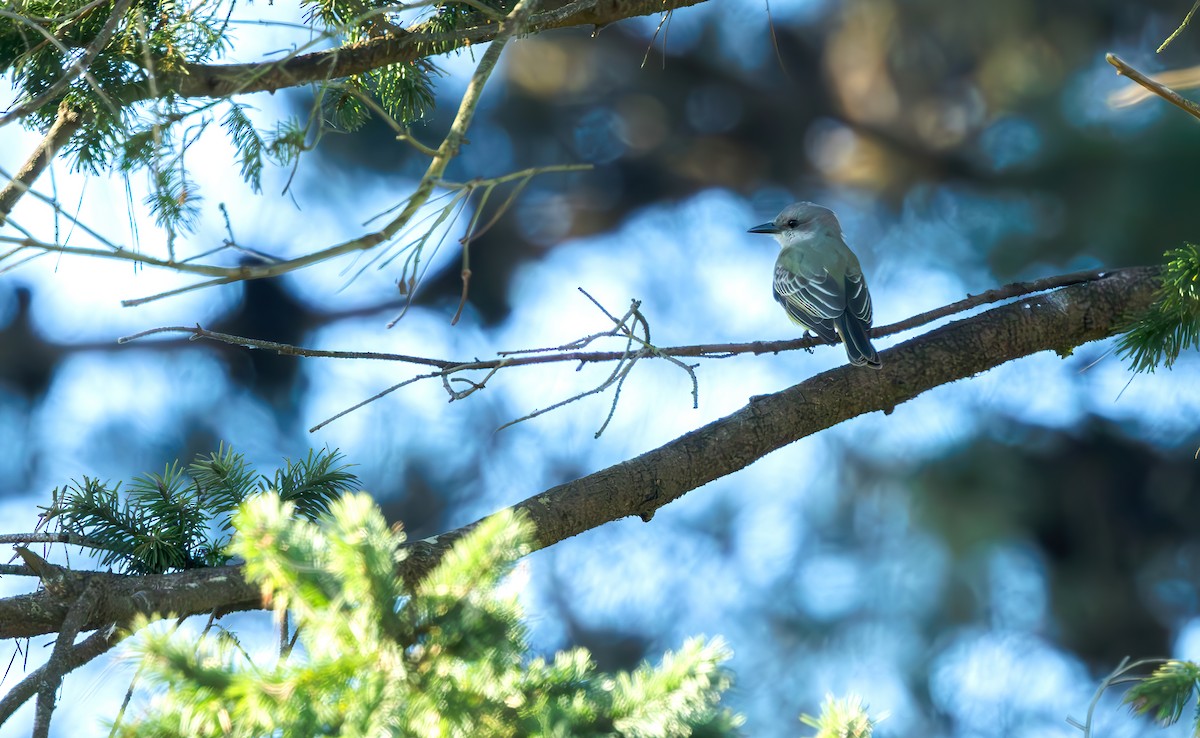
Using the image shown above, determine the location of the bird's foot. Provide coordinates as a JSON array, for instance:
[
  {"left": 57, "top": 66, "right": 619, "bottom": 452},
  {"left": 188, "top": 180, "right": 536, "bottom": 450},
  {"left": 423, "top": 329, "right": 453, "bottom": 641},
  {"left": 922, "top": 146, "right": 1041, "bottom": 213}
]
[{"left": 802, "top": 331, "right": 817, "bottom": 354}]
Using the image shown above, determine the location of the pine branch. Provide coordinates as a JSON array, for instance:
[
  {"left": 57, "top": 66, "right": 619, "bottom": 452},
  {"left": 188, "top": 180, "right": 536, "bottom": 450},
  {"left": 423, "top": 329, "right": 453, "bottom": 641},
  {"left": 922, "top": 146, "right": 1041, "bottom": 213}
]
[
  {"left": 32, "top": 447, "right": 359, "bottom": 575},
  {"left": 0, "top": 1, "right": 701, "bottom": 301},
  {"left": 0, "top": 0, "right": 134, "bottom": 128},
  {"left": 167, "top": 1, "right": 706, "bottom": 100},
  {"left": 267, "top": 448, "right": 361, "bottom": 520},
  {"left": 113, "top": 496, "right": 739, "bottom": 735},
  {"left": 1122, "top": 660, "right": 1200, "bottom": 728},
  {"left": 0, "top": 266, "right": 1162, "bottom": 641},
  {"left": 1, "top": 8, "right": 581, "bottom": 306}
]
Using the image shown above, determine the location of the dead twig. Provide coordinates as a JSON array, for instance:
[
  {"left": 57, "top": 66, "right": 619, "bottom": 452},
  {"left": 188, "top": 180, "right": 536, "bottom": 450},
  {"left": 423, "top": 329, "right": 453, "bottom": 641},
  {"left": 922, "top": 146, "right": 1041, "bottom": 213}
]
[
  {"left": 124, "top": 269, "right": 1121, "bottom": 433},
  {"left": 125, "top": 267, "right": 1113, "bottom": 372},
  {"left": 1106, "top": 53, "right": 1200, "bottom": 122}
]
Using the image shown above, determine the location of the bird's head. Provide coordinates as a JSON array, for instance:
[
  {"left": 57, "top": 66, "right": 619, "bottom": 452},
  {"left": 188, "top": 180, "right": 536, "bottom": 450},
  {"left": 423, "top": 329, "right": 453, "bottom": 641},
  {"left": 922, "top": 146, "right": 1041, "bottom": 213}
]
[{"left": 747, "top": 202, "right": 841, "bottom": 246}]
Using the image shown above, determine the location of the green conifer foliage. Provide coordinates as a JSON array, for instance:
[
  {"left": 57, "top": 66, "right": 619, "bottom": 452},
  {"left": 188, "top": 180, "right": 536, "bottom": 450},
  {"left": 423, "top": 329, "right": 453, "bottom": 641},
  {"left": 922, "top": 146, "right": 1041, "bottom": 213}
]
[{"left": 111, "top": 494, "right": 743, "bottom": 737}]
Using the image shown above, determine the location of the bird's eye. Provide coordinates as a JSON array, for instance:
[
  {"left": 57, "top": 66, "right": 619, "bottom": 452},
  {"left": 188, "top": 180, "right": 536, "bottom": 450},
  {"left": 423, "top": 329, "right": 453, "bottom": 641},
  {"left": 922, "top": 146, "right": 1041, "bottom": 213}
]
[{"left": 786, "top": 219, "right": 799, "bottom": 228}]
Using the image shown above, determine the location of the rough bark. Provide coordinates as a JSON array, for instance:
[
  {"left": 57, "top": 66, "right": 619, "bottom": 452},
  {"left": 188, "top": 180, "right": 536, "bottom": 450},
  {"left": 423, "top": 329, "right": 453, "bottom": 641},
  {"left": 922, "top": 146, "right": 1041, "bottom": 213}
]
[{"left": 168, "top": 0, "right": 710, "bottom": 100}]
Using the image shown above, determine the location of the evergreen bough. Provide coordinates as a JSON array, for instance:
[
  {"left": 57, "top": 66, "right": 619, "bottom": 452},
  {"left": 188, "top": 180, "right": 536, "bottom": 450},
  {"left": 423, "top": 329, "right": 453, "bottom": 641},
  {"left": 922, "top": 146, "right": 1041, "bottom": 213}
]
[
  {"left": 1118, "top": 244, "right": 1200, "bottom": 373},
  {"left": 110, "top": 494, "right": 744, "bottom": 737},
  {"left": 39, "top": 445, "right": 359, "bottom": 574},
  {"left": 0, "top": 1, "right": 466, "bottom": 228}
]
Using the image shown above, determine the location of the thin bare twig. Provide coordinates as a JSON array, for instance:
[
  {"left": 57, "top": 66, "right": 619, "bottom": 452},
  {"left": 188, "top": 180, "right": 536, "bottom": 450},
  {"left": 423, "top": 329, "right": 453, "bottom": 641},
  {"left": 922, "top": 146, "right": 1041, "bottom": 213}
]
[
  {"left": 431, "top": 163, "right": 587, "bottom": 326},
  {"left": 880, "top": 268, "right": 1109, "bottom": 334},
  {"left": 1159, "top": 0, "right": 1200, "bottom": 52},
  {"left": 308, "top": 372, "right": 442, "bottom": 432},
  {"left": 1066, "top": 657, "right": 1169, "bottom": 737},
  {"left": 585, "top": 296, "right": 699, "bottom": 438},
  {"left": 763, "top": 0, "right": 794, "bottom": 85},
  {"left": 126, "top": 268, "right": 1112, "bottom": 372},
  {"left": 1108, "top": 63, "right": 1200, "bottom": 108},
  {"left": 333, "top": 269, "right": 1120, "bottom": 430},
  {"left": 119, "top": 324, "right": 456, "bottom": 368},
  {"left": 640, "top": 10, "right": 671, "bottom": 67},
  {"left": 121, "top": 277, "right": 241, "bottom": 307},
  {"left": 126, "top": 269, "right": 1118, "bottom": 433},
  {"left": 385, "top": 192, "right": 472, "bottom": 327},
  {"left": 448, "top": 179, "right": 505, "bottom": 326},
  {"left": 443, "top": 367, "right": 489, "bottom": 400},
  {"left": 381, "top": 0, "right": 537, "bottom": 252},
  {"left": 494, "top": 350, "right": 636, "bottom": 433},
  {"left": 107, "top": 657, "right": 147, "bottom": 735},
  {"left": 1106, "top": 53, "right": 1200, "bottom": 122},
  {"left": 0, "top": 162, "right": 119, "bottom": 248},
  {"left": 0, "top": 626, "right": 122, "bottom": 726},
  {"left": 2, "top": 140, "right": 583, "bottom": 311},
  {"left": 450, "top": 258, "right": 474, "bottom": 326},
  {"left": 590, "top": 301, "right": 648, "bottom": 437},
  {"left": 0, "top": 532, "right": 104, "bottom": 549},
  {"left": 138, "top": 266, "right": 1146, "bottom": 443},
  {"left": 495, "top": 294, "right": 674, "bottom": 435}
]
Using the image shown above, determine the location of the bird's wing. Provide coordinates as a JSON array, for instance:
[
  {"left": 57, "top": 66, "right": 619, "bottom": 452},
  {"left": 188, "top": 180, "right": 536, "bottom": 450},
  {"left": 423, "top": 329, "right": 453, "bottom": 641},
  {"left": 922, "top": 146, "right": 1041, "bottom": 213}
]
[
  {"left": 845, "top": 269, "right": 873, "bottom": 327},
  {"left": 773, "top": 263, "right": 841, "bottom": 342}
]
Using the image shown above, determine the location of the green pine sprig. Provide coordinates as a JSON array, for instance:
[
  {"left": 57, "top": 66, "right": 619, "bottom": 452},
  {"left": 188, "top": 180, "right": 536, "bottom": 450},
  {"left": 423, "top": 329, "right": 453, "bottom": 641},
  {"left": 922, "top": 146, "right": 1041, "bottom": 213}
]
[
  {"left": 40, "top": 445, "right": 359, "bottom": 574},
  {"left": 1118, "top": 244, "right": 1200, "bottom": 373},
  {"left": 1122, "top": 660, "right": 1200, "bottom": 729},
  {"left": 2, "top": 1, "right": 232, "bottom": 168},
  {"left": 800, "top": 694, "right": 887, "bottom": 738},
  {"left": 222, "top": 103, "right": 266, "bottom": 192},
  {"left": 270, "top": 447, "right": 361, "bottom": 521},
  {"left": 0, "top": 1, "right": 508, "bottom": 231}
]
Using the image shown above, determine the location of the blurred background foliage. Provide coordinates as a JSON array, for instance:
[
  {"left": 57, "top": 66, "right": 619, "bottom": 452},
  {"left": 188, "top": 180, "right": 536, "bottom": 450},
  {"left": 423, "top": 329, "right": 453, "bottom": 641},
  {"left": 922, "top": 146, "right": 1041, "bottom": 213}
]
[{"left": 3, "top": 0, "right": 1200, "bottom": 735}]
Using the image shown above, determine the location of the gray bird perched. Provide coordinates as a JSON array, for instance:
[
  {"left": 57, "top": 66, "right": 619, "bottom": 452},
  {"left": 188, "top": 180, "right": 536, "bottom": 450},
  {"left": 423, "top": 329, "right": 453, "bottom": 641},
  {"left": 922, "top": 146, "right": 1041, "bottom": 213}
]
[{"left": 748, "top": 202, "right": 881, "bottom": 369}]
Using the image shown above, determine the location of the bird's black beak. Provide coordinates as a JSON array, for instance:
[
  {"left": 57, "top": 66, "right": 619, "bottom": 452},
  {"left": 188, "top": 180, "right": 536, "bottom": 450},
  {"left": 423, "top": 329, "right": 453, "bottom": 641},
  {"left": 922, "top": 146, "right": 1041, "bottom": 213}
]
[{"left": 747, "top": 222, "right": 780, "bottom": 234}]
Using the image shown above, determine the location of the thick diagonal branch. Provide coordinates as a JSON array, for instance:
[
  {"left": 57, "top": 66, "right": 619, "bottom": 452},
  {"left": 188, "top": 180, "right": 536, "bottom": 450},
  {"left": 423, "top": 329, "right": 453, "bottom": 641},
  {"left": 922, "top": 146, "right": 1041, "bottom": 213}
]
[
  {"left": 0, "top": 103, "right": 81, "bottom": 226},
  {"left": 409, "top": 266, "right": 1162, "bottom": 569},
  {"left": 169, "top": 0, "right": 708, "bottom": 100},
  {"left": 0, "top": 267, "right": 1161, "bottom": 640}
]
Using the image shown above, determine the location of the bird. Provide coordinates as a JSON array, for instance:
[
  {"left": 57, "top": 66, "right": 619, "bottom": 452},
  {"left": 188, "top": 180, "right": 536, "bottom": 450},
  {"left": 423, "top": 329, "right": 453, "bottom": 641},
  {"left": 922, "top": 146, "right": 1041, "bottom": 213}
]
[{"left": 748, "top": 202, "right": 881, "bottom": 369}]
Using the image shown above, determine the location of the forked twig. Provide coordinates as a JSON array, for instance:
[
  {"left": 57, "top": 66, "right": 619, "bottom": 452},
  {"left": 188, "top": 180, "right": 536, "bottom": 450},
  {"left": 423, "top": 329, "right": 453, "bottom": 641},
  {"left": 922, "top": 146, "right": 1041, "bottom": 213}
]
[
  {"left": 1066, "top": 657, "right": 1169, "bottom": 737},
  {"left": 123, "top": 268, "right": 1122, "bottom": 433},
  {"left": 0, "top": 625, "right": 122, "bottom": 726}
]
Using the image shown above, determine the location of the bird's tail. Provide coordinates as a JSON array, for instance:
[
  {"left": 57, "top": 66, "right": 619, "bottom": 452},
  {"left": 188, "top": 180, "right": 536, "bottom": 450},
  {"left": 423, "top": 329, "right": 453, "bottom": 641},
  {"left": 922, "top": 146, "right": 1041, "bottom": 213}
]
[{"left": 835, "top": 315, "right": 881, "bottom": 369}]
